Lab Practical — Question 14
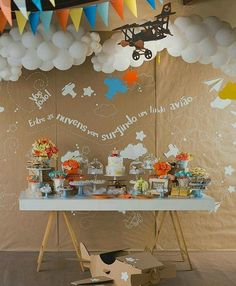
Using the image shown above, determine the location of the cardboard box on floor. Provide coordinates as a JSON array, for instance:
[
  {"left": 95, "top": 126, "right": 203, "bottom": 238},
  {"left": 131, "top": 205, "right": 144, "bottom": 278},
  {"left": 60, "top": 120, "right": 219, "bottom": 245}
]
[{"left": 71, "top": 243, "right": 176, "bottom": 286}]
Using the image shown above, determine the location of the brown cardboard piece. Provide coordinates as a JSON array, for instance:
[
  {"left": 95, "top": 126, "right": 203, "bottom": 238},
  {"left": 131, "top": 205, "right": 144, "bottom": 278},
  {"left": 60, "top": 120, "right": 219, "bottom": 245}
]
[{"left": 71, "top": 243, "right": 176, "bottom": 286}]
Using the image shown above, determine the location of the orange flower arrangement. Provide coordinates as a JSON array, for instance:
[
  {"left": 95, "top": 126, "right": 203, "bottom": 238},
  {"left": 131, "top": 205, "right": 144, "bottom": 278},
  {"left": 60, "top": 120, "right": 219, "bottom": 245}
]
[
  {"left": 154, "top": 162, "right": 171, "bottom": 177},
  {"left": 175, "top": 152, "right": 192, "bottom": 161},
  {"left": 62, "top": 159, "right": 80, "bottom": 175}
]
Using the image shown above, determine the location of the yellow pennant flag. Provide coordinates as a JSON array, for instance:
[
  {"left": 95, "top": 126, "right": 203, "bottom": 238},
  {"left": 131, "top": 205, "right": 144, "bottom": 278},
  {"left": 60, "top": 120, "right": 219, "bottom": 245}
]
[
  {"left": 70, "top": 8, "right": 83, "bottom": 31},
  {"left": 49, "top": 0, "right": 55, "bottom": 7},
  {"left": 15, "top": 11, "right": 28, "bottom": 34},
  {"left": 124, "top": 0, "right": 137, "bottom": 17}
]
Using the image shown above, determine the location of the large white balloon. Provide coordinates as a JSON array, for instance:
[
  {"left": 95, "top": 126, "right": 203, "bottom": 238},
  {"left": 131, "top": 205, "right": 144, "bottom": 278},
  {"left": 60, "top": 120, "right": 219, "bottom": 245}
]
[
  {"left": 37, "top": 42, "right": 57, "bottom": 61},
  {"left": 8, "top": 42, "right": 25, "bottom": 58},
  {"left": 22, "top": 49, "right": 42, "bottom": 70},
  {"left": 0, "top": 57, "right": 7, "bottom": 69},
  {"left": 22, "top": 32, "right": 43, "bottom": 49},
  {"left": 228, "top": 42, "right": 236, "bottom": 60},
  {"left": 215, "top": 27, "right": 235, "bottom": 46},
  {"left": 203, "top": 16, "right": 222, "bottom": 36},
  {"left": 53, "top": 49, "right": 73, "bottom": 70},
  {"left": 52, "top": 31, "right": 73, "bottom": 49},
  {"left": 212, "top": 49, "right": 228, "bottom": 68},
  {"left": 199, "top": 38, "right": 217, "bottom": 57},
  {"left": 185, "top": 24, "right": 207, "bottom": 43},
  {"left": 69, "top": 41, "right": 88, "bottom": 59},
  {"left": 40, "top": 61, "right": 54, "bottom": 71},
  {"left": 174, "top": 17, "right": 193, "bottom": 31},
  {"left": 181, "top": 44, "right": 200, "bottom": 63}
]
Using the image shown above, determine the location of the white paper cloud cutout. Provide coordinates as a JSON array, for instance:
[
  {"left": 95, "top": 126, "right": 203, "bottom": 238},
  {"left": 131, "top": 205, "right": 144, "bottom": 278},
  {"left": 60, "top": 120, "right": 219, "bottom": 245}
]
[
  {"left": 61, "top": 150, "right": 82, "bottom": 163},
  {"left": 92, "top": 15, "right": 236, "bottom": 77},
  {"left": 0, "top": 24, "right": 102, "bottom": 81},
  {"left": 120, "top": 143, "right": 147, "bottom": 160}
]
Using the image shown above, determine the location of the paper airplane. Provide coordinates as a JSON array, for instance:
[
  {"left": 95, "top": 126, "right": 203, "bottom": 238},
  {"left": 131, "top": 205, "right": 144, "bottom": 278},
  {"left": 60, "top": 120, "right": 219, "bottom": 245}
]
[{"left": 203, "top": 78, "right": 224, "bottom": 92}]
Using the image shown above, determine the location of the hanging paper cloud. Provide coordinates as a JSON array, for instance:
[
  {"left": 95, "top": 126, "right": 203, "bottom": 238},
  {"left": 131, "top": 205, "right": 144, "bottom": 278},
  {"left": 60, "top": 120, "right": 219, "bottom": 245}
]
[
  {"left": 92, "top": 15, "right": 236, "bottom": 77},
  {"left": 0, "top": 24, "right": 102, "bottom": 81}
]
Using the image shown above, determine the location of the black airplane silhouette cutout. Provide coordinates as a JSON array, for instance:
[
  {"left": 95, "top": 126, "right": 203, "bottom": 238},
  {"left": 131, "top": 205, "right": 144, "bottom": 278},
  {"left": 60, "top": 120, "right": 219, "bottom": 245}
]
[{"left": 113, "top": 3, "right": 175, "bottom": 61}]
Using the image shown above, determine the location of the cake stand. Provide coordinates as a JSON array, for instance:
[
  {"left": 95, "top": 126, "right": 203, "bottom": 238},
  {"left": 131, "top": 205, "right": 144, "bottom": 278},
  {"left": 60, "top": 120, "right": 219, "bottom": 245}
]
[
  {"left": 105, "top": 175, "right": 127, "bottom": 193},
  {"left": 69, "top": 181, "right": 93, "bottom": 196},
  {"left": 87, "top": 158, "right": 104, "bottom": 192}
]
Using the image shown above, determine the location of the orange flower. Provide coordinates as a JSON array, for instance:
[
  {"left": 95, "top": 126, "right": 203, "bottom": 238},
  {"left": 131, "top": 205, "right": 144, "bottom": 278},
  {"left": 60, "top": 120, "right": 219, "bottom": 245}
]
[
  {"left": 176, "top": 152, "right": 192, "bottom": 161},
  {"left": 62, "top": 159, "right": 80, "bottom": 174},
  {"left": 154, "top": 162, "right": 171, "bottom": 177}
]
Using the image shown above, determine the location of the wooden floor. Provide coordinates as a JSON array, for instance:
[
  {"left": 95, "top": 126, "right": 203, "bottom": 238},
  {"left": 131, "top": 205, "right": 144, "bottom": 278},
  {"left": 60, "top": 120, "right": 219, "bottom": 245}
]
[{"left": 0, "top": 251, "right": 236, "bottom": 286}]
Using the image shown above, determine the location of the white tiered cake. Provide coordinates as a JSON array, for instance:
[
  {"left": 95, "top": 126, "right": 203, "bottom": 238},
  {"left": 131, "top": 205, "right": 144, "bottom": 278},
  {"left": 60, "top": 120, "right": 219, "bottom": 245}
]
[{"left": 106, "top": 148, "right": 125, "bottom": 176}]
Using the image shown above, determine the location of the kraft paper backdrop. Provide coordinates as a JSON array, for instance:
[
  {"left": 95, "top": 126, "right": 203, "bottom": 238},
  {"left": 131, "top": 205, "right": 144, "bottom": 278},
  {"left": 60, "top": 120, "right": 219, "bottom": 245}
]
[{"left": 0, "top": 51, "right": 235, "bottom": 251}]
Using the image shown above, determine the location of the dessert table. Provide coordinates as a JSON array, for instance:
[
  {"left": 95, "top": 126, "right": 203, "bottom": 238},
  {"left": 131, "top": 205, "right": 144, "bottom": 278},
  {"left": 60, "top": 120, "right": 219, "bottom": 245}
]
[{"left": 19, "top": 192, "right": 215, "bottom": 272}]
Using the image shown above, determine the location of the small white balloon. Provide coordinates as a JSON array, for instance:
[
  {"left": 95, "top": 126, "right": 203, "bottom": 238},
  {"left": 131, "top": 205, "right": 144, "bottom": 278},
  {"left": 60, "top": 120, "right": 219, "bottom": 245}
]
[
  {"left": 81, "top": 34, "right": 91, "bottom": 45},
  {"left": 52, "top": 31, "right": 73, "bottom": 49},
  {"left": 199, "top": 56, "right": 212, "bottom": 65},
  {"left": 53, "top": 49, "right": 73, "bottom": 70},
  {"left": 9, "top": 28, "right": 21, "bottom": 41},
  {"left": 67, "top": 25, "right": 85, "bottom": 40},
  {"left": 0, "top": 34, "right": 13, "bottom": 46},
  {"left": 102, "top": 64, "right": 115, "bottom": 73},
  {"left": 37, "top": 42, "right": 57, "bottom": 61},
  {"left": 90, "top": 32, "right": 100, "bottom": 42}
]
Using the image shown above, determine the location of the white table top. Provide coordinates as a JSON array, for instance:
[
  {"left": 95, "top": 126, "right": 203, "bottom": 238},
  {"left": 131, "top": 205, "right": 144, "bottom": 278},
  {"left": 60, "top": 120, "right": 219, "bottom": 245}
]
[{"left": 19, "top": 192, "right": 215, "bottom": 212}]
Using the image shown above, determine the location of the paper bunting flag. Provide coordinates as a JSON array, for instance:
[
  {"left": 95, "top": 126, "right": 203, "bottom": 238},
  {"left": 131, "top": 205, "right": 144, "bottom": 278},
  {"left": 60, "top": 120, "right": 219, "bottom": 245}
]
[
  {"left": 0, "top": 0, "right": 12, "bottom": 25},
  {"left": 97, "top": 2, "right": 109, "bottom": 26},
  {"left": 146, "top": 0, "right": 156, "bottom": 9},
  {"left": 15, "top": 10, "right": 27, "bottom": 33},
  {"left": 124, "top": 0, "right": 137, "bottom": 17},
  {"left": 40, "top": 11, "right": 53, "bottom": 32},
  {"left": 0, "top": 10, "right": 7, "bottom": 33},
  {"left": 84, "top": 5, "right": 97, "bottom": 29},
  {"left": 14, "top": 0, "right": 28, "bottom": 19},
  {"left": 29, "top": 11, "right": 40, "bottom": 34},
  {"left": 110, "top": 0, "right": 124, "bottom": 20},
  {"left": 70, "top": 7, "right": 83, "bottom": 31},
  {"left": 56, "top": 9, "right": 70, "bottom": 31},
  {"left": 31, "top": 0, "right": 42, "bottom": 11},
  {"left": 48, "top": 0, "right": 55, "bottom": 7}
]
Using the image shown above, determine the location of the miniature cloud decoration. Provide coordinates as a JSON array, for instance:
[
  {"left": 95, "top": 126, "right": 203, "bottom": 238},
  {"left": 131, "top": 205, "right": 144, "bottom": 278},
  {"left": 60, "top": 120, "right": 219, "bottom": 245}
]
[
  {"left": 92, "top": 15, "right": 236, "bottom": 77},
  {"left": 0, "top": 24, "right": 102, "bottom": 81}
]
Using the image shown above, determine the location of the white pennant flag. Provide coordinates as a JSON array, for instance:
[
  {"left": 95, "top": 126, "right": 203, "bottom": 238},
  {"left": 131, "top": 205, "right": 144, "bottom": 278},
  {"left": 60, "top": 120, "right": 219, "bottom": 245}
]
[{"left": 14, "top": 0, "right": 28, "bottom": 19}]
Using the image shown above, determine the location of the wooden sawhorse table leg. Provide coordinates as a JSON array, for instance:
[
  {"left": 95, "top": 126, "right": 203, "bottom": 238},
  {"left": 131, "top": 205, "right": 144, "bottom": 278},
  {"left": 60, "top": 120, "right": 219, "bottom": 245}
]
[
  {"left": 37, "top": 211, "right": 84, "bottom": 272},
  {"left": 152, "top": 211, "right": 193, "bottom": 271}
]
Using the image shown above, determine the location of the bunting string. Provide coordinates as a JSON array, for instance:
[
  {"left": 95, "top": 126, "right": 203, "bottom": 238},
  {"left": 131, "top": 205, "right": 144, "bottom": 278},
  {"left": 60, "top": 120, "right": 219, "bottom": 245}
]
[{"left": 0, "top": 0, "right": 162, "bottom": 34}]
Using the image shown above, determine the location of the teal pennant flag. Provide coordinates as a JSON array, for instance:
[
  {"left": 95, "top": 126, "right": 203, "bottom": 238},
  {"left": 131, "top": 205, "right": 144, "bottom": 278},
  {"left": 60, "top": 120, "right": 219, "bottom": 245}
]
[
  {"left": 97, "top": 2, "right": 109, "bottom": 26},
  {"left": 29, "top": 11, "right": 40, "bottom": 34}
]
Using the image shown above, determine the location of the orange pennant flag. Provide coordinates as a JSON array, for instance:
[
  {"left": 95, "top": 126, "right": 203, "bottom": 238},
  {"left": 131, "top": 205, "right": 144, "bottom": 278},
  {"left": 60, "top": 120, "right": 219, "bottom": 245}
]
[
  {"left": 0, "top": 10, "right": 7, "bottom": 32},
  {"left": 0, "top": 0, "right": 12, "bottom": 26},
  {"left": 56, "top": 9, "right": 70, "bottom": 31},
  {"left": 110, "top": 0, "right": 124, "bottom": 20}
]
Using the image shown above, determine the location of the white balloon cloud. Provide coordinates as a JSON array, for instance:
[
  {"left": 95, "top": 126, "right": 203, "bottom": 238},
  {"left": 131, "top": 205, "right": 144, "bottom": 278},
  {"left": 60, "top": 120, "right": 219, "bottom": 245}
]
[
  {"left": 91, "top": 15, "right": 236, "bottom": 77},
  {"left": 0, "top": 24, "right": 102, "bottom": 81}
]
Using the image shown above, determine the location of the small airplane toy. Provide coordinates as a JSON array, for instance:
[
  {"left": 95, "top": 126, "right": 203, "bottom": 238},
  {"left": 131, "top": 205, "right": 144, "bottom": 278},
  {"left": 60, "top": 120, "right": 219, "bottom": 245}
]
[
  {"left": 71, "top": 243, "right": 175, "bottom": 286},
  {"left": 113, "top": 3, "right": 175, "bottom": 61}
]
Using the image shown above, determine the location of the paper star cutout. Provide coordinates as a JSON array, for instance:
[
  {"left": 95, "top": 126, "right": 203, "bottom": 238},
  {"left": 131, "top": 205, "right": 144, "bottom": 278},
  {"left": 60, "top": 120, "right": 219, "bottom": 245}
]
[
  {"left": 225, "top": 165, "right": 235, "bottom": 176},
  {"left": 228, "top": 186, "right": 235, "bottom": 193},
  {"left": 136, "top": 131, "right": 146, "bottom": 142},
  {"left": 121, "top": 272, "right": 129, "bottom": 281},
  {"left": 123, "top": 70, "right": 138, "bottom": 86},
  {"left": 83, "top": 86, "right": 94, "bottom": 97}
]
